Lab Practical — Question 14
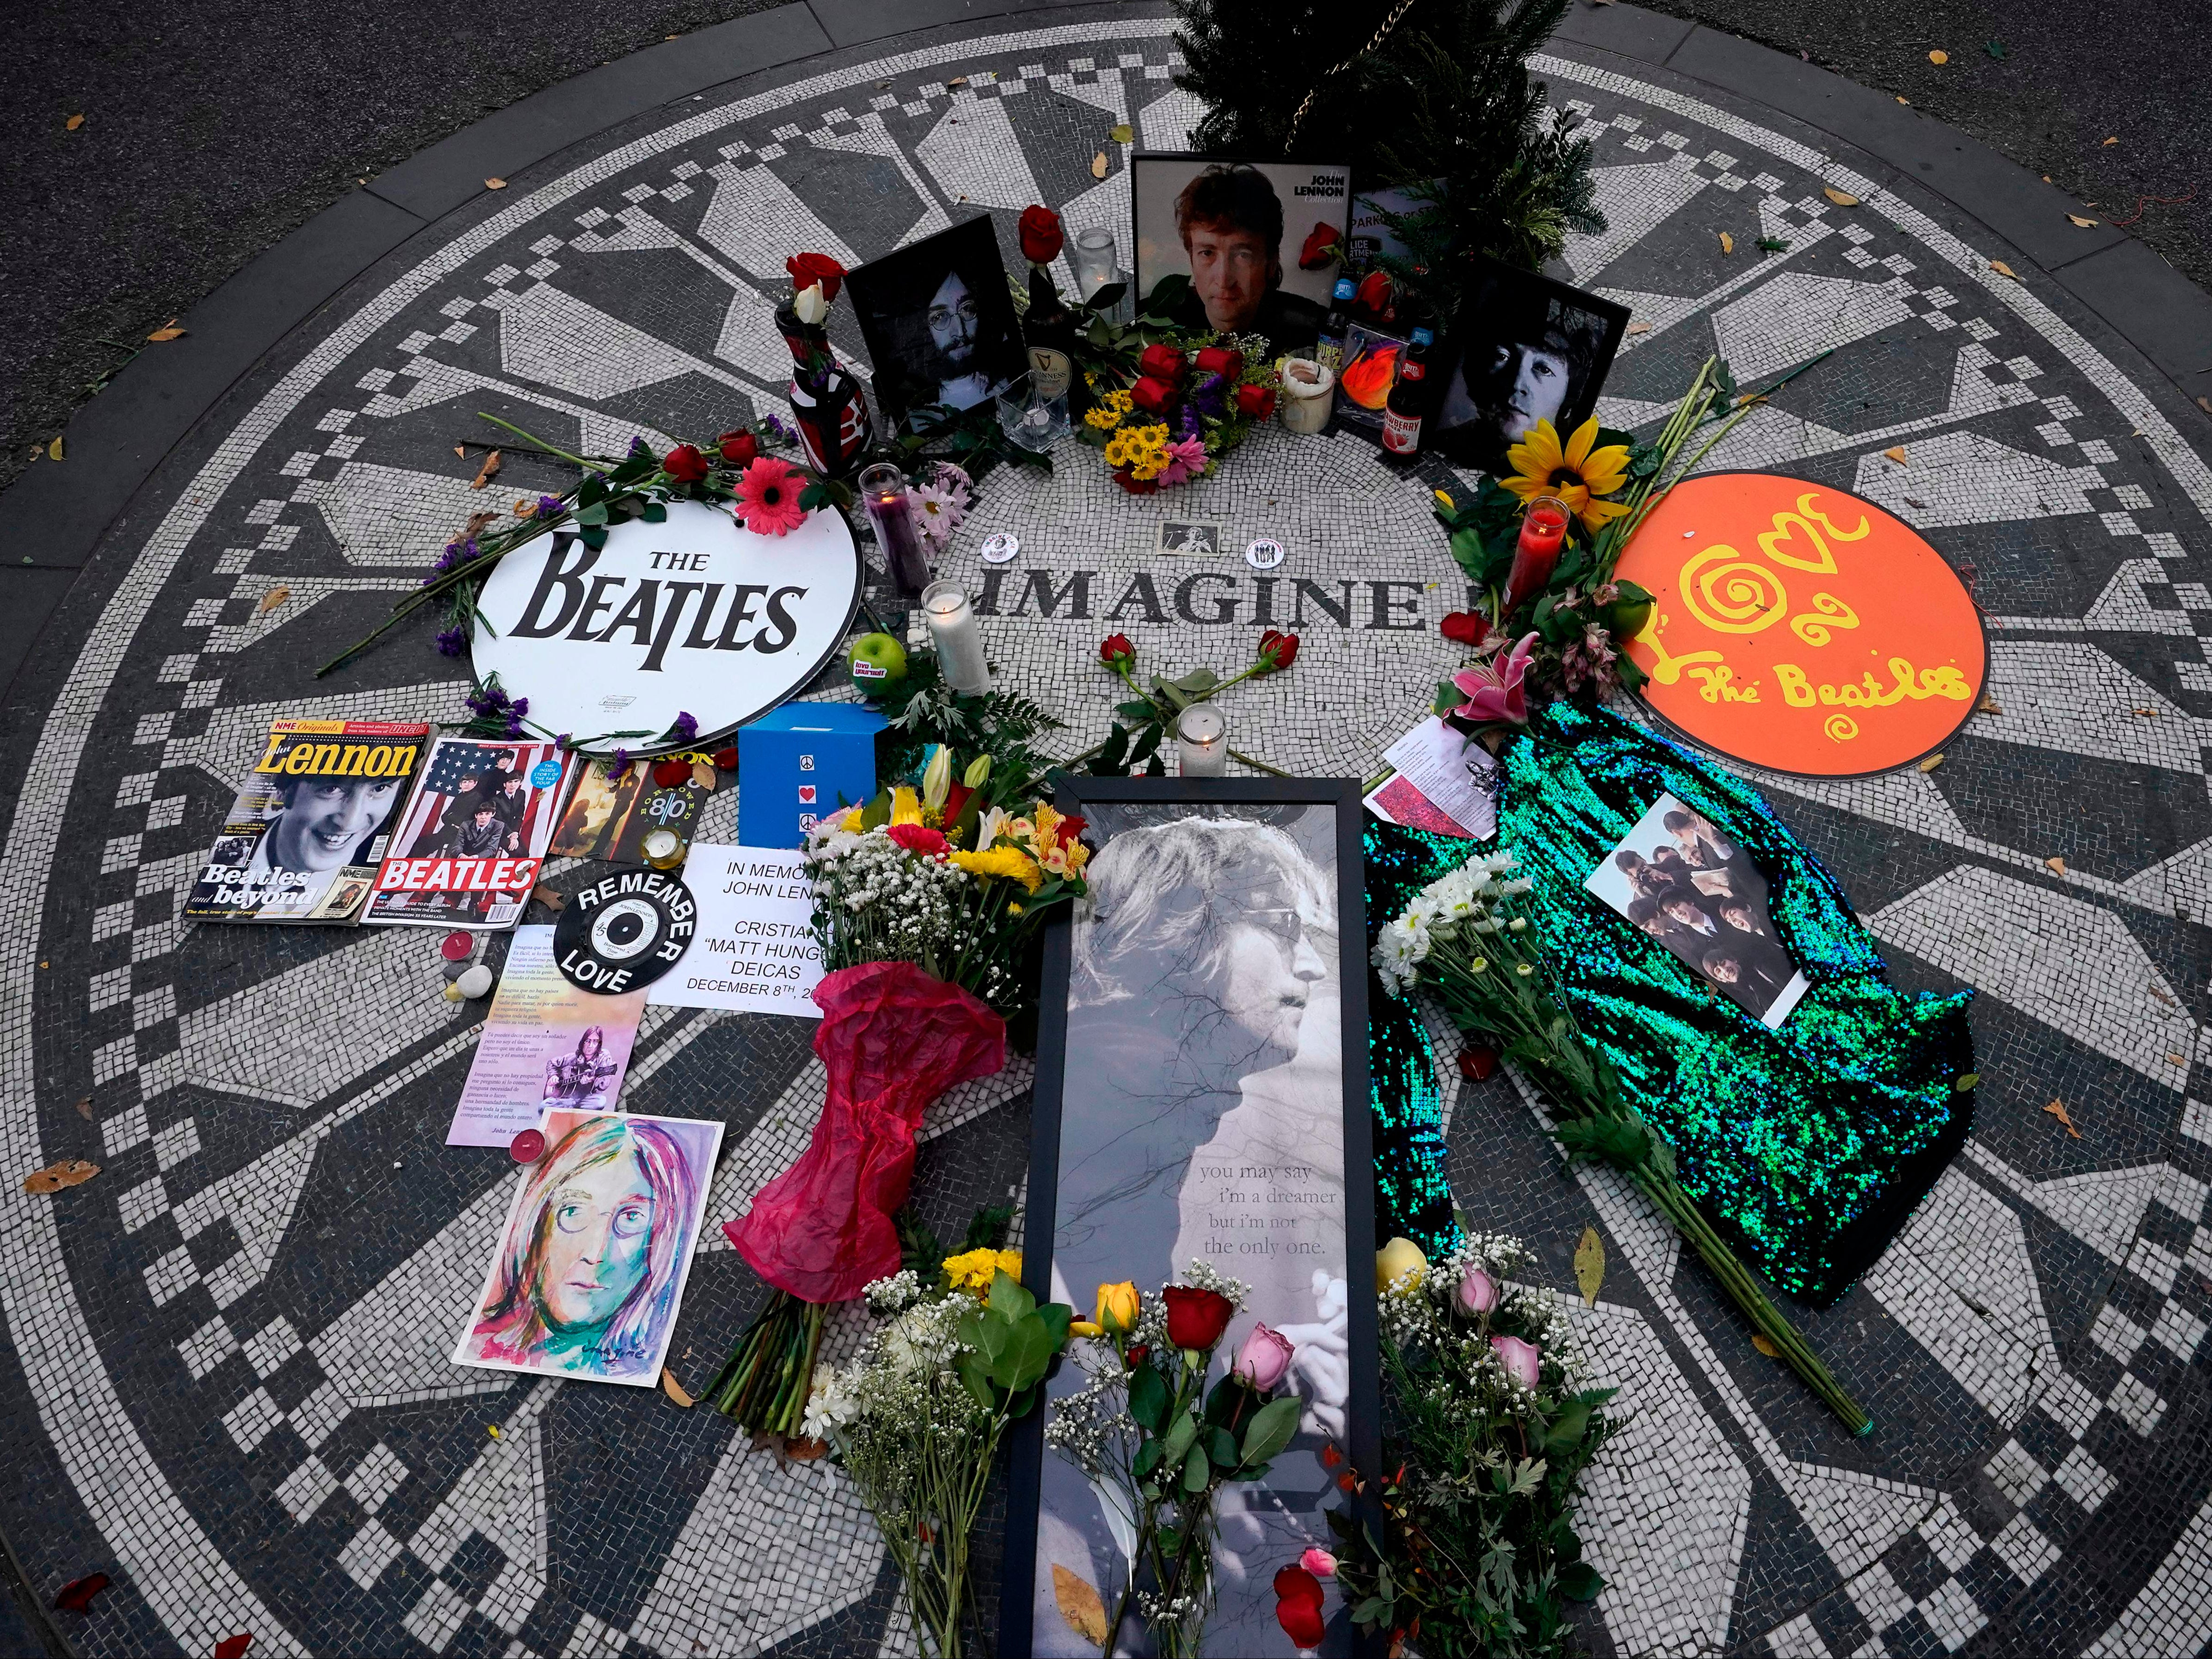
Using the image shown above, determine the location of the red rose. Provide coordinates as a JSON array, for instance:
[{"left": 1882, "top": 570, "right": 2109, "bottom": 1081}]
[
  {"left": 663, "top": 444, "right": 710, "bottom": 483},
  {"left": 1137, "top": 343, "right": 1186, "bottom": 384},
  {"left": 651, "top": 758, "right": 692, "bottom": 788},
  {"left": 942, "top": 782, "right": 974, "bottom": 823},
  {"left": 1441, "top": 610, "right": 1489, "bottom": 647},
  {"left": 785, "top": 252, "right": 844, "bottom": 303},
  {"left": 1162, "top": 1285, "right": 1235, "bottom": 1351},
  {"left": 1099, "top": 634, "right": 1135, "bottom": 670},
  {"left": 1235, "top": 383, "right": 1277, "bottom": 421},
  {"left": 1274, "top": 1565, "right": 1326, "bottom": 1648},
  {"left": 886, "top": 823, "right": 949, "bottom": 858},
  {"left": 712, "top": 746, "right": 739, "bottom": 771},
  {"left": 1457, "top": 1044, "right": 1498, "bottom": 1081},
  {"left": 1054, "top": 812, "right": 1087, "bottom": 848},
  {"left": 1125, "top": 1343, "right": 1148, "bottom": 1369},
  {"left": 1355, "top": 269, "right": 1394, "bottom": 314},
  {"left": 1257, "top": 628, "right": 1300, "bottom": 672},
  {"left": 1129, "top": 375, "right": 1177, "bottom": 415},
  {"left": 1194, "top": 345, "right": 1244, "bottom": 380},
  {"left": 718, "top": 429, "right": 759, "bottom": 467},
  {"left": 1298, "top": 222, "right": 1340, "bottom": 269},
  {"left": 1112, "top": 471, "right": 1160, "bottom": 495},
  {"left": 1018, "top": 204, "right": 1065, "bottom": 264}
]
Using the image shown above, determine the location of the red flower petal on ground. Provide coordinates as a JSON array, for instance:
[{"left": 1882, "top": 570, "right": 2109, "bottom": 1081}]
[
  {"left": 53, "top": 1574, "right": 109, "bottom": 1614},
  {"left": 1457, "top": 1045, "right": 1498, "bottom": 1081},
  {"left": 213, "top": 1637, "right": 253, "bottom": 1659},
  {"left": 1441, "top": 610, "right": 1489, "bottom": 647},
  {"left": 652, "top": 758, "right": 692, "bottom": 788},
  {"left": 712, "top": 746, "right": 739, "bottom": 771},
  {"left": 886, "top": 823, "right": 950, "bottom": 858}
]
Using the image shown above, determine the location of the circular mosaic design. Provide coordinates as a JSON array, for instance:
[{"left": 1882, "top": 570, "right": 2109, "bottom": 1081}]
[
  {"left": 6, "top": 13, "right": 2212, "bottom": 1659},
  {"left": 1619, "top": 473, "right": 1987, "bottom": 775}
]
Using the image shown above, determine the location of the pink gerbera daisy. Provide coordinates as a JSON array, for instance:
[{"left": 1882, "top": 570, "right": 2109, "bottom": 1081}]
[
  {"left": 736, "top": 455, "right": 808, "bottom": 536},
  {"left": 1157, "top": 433, "right": 1208, "bottom": 488}
]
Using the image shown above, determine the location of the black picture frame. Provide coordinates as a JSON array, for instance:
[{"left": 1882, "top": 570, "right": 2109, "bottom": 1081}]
[
  {"left": 1002, "top": 775, "right": 1381, "bottom": 1659},
  {"left": 844, "top": 213, "right": 1028, "bottom": 436},
  {"left": 1129, "top": 153, "right": 1352, "bottom": 352},
  {"left": 1431, "top": 255, "right": 1632, "bottom": 475}
]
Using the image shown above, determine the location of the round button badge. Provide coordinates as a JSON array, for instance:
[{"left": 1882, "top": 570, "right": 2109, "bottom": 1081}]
[
  {"left": 509, "top": 1128, "right": 546, "bottom": 1164},
  {"left": 980, "top": 531, "right": 1020, "bottom": 564},
  {"left": 1245, "top": 537, "right": 1285, "bottom": 570}
]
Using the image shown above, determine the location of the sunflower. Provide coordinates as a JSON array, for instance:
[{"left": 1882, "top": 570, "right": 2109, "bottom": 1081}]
[{"left": 1501, "top": 416, "right": 1632, "bottom": 532}]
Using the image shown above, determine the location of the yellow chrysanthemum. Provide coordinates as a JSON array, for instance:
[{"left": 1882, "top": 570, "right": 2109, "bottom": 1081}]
[
  {"left": 942, "top": 1247, "right": 1023, "bottom": 1297},
  {"left": 951, "top": 846, "right": 1044, "bottom": 893},
  {"left": 1501, "top": 415, "right": 1632, "bottom": 533}
]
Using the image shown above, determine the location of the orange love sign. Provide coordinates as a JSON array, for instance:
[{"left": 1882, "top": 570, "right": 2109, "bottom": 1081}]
[{"left": 1615, "top": 474, "right": 1985, "bottom": 776}]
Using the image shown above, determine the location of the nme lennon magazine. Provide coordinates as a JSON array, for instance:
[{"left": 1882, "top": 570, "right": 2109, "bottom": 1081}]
[
  {"left": 185, "top": 718, "right": 430, "bottom": 924},
  {"left": 365, "top": 735, "right": 573, "bottom": 931}
]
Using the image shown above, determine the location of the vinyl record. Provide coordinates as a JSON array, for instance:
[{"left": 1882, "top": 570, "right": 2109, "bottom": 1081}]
[{"left": 553, "top": 868, "right": 698, "bottom": 995}]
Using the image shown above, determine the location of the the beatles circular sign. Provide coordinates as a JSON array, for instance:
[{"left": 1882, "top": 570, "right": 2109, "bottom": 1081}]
[
  {"left": 472, "top": 499, "right": 860, "bottom": 754},
  {"left": 1614, "top": 474, "right": 1985, "bottom": 776}
]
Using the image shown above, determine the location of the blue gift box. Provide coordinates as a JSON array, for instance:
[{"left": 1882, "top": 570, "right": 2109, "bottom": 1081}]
[{"left": 735, "top": 702, "right": 886, "bottom": 849}]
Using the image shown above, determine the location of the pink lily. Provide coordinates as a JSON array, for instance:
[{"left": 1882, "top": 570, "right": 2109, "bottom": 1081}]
[{"left": 1451, "top": 631, "right": 1539, "bottom": 725}]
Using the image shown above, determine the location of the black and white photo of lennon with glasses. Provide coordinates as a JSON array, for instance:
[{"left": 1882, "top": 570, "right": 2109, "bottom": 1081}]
[
  {"left": 845, "top": 214, "right": 1026, "bottom": 433},
  {"left": 1032, "top": 807, "right": 1354, "bottom": 1656}
]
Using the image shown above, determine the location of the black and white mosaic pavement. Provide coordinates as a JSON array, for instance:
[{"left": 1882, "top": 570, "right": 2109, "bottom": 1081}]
[{"left": 4, "top": 9, "right": 2212, "bottom": 1656}]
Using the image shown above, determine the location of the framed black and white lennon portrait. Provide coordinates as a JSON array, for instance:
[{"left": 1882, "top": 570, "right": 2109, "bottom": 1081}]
[
  {"left": 845, "top": 214, "right": 1028, "bottom": 434},
  {"left": 1003, "top": 777, "right": 1380, "bottom": 1658},
  {"left": 1432, "top": 256, "right": 1631, "bottom": 476}
]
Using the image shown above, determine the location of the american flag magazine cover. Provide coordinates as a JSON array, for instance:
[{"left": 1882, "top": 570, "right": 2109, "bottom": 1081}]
[{"left": 365, "top": 735, "right": 572, "bottom": 929}]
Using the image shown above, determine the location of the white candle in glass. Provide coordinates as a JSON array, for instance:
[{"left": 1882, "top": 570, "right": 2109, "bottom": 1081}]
[
  {"left": 1176, "top": 704, "right": 1227, "bottom": 776},
  {"left": 922, "top": 580, "right": 992, "bottom": 694}
]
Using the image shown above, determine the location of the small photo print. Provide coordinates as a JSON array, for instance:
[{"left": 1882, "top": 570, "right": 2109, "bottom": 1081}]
[
  {"left": 1584, "top": 793, "right": 1809, "bottom": 1028},
  {"left": 1334, "top": 321, "right": 1409, "bottom": 430},
  {"left": 1154, "top": 519, "right": 1227, "bottom": 558}
]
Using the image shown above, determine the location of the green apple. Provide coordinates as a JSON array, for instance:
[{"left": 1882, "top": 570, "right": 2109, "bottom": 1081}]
[{"left": 848, "top": 631, "right": 909, "bottom": 694}]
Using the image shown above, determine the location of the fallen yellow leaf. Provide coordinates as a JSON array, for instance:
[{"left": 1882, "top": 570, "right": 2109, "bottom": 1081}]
[
  {"left": 1091, "top": 151, "right": 1108, "bottom": 179},
  {"left": 256, "top": 585, "right": 289, "bottom": 614},
  {"left": 1918, "top": 752, "right": 1944, "bottom": 773},
  {"left": 515, "top": 497, "right": 537, "bottom": 518},
  {"left": 2045, "top": 855, "right": 2066, "bottom": 874},
  {"left": 1751, "top": 1333, "right": 1781, "bottom": 1358},
  {"left": 660, "top": 1368, "right": 695, "bottom": 1408},
  {"left": 22, "top": 1159, "right": 98, "bottom": 1195},
  {"left": 2045, "top": 1098, "right": 2080, "bottom": 1139},
  {"left": 2102, "top": 136, "right": 2119, "bottom": 146},
  {"left": 1990, "top": 260, "right": 2020, "bottom": 280},
  {"left": 487, "top": 1424, "right": 501, "bottom": 1439},
  {"left": 1108, "top": 123, "right": 1133, "bottom": 143},
  {"left": 146, "top": 319, "right": 186, "bottom": 342},
  {"left": 1884, "top": 446, "right": 1908, "bottom": 464},
  {"left": 2068, "top": 215, "right": 2098, "bottom": 228},
  {"left": 1573, "top": 1226, "right": 1605, "bottom": 1307},
  {"left": 1718, "top": 231, "right": 1734, "bottom": 254},
  {"left": 1929, "top": 49, "right": 1949, "bottom": 64},
  {"left": 485, "top": 177, "right": 507, "bottom": 190},
  {"left": 1824, "top": 187, "right": 1860, "bottom": 207},
  {"left": 46, "top": 436, "right": 63, "bottom": 462},
  {"left": 1053, "top": 1565, "right": 1109, "bottom": 1645},
  {"left": 65, "top": 114, "right": 84, "bottom": 131},
  {"left": 1897, "top": 96, "right": 1911, "bottom": 105},
  {"left": 472, "top": 449, "right": 502, "bottom": 490}
]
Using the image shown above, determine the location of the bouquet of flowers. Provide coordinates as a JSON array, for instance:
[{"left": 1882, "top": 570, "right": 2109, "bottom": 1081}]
[
  {"left": 1374, "top": 851, "right": 1870, "bottom": 1434},
  {"left": 712, "top": 763, "right": 1090, "bottom": 1437},
  {"left": 1045, "top": 1262, "right": 1305, "bottom": 1658},
  {"left": 1306, "top": 1233, "right": 1615, "bottom": 1659},
  {"left": 1078, "top": 339, "right": 1281, "bottom": 494},
  {"left": 803, "top": 1246, "right": 1075, "bottom": 1659}
]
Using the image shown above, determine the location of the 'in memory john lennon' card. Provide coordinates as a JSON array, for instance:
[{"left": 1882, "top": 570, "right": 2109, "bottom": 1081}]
[{"left": 645, "top": 844, "right": 824, "bottom": 1018}]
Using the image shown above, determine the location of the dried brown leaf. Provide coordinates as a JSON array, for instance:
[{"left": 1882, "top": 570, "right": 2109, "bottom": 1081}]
[
  {"left": 1929, "top": 49, "right": 1949, "bottom": 64},
  {"left": 147, "top": 319, "right": 186, "bottom": 342},
  {"left": 1897, "top": 96, "right": 1911, "bottom": 105},
  {"left": 2171, "top": 1053, "right": 2189, "bottom": 1067},
  {"left": 485, "top": 177, "right": 508, "bottom": 189},
  {"left": 691, "top": 761, "right": 717, "bottom": 790},
  {"left": 472, "top": 450, "right": 502, "bottom": 490},
  {"left": 1626, "top": 320, "right": 1652, "bottom": 335},
  {"left": 23, "top": 1159, "right": 98, "bottom": 1195},
  {"left": 465, "top": 510, "right": 497, "bottom": 537},
  {"left": 1573, "top": 1226, "right": 1605, "bottom": 1307},
  {"left": 947, "top": 74, "right": 968, "bottom": 87},
  {"left": 1977, "top": 694, "right": 2002, "bottom": 713},
  {"left": 2068, "top": 214, "right": 2098, "bottom": 228},
  {"left": 1751, "top": 1333, "right": 1781, "bottom": 1357},
  {"left": 72, "top": 1096, "right": 92, "bottom": 1121},
  {"left": 2199, "top": 397, "right": 2212, "bottom": 416},
  {"left": 1917, "top": 752, "right": 1944, "bottom": 773},
  {"left": 1091, "top": 151, "right": 1108, "bottom": 179},
  {"left": 514, "top": 497, "right": 537, "bottom": 518},
  {"left": 2045, "top": 855, "right": 2066, "bottom": 874},
  {"left": 1883, "top": 445, "right": 1908, "bottom": 464},
  {"left": 1824, "top": 187, "right": 1860, "bottom": 207},
  {"left": 531, "top": 883, "right": 566, "bottom": 912},
  {"left": 65, "top": 114, "right": 85, "bottom": 131},
  {"left": 1053, "top": 1566, "right": 1109, "bottom": 1645},
  {"left": 2045, "top": 1098, "right": 2081, "bottom": 1138},
  {"left": 256, "top": 585, "right": 289, "bottom": 614},
  {"left": 660, "top": 1368, "right": 695, "bottom": 1408},
  {"left": 784, "top": 1435, "right": 828, "bottom": 1461},
  {"left": 2102, "top": 135, "right": 2119, "bottom": 146},
  {"left": 1718, "top": 231, "right": 1734, "bottom": 254},
  {"left": 1990, "top": 259, "right": 2020, "bottom": 280},
  {"left": 2151, "top": 985, "right": 2178, "bottom": 1006}
]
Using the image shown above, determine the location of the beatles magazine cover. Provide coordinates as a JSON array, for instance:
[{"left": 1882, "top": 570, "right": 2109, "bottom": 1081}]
[
  {"left": 184, "top": 718, "right": 430, "bottom": 923},
  {"left": 365, "top": 735, "right": 571, "bottom": 930}
]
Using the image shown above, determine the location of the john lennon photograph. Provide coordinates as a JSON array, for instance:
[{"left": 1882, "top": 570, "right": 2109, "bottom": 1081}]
[
  {"left": 1131, "top": 155, "right": 1351, "bottom": 352},
  {"left": 1027, "top": 801, "right": 1363, "bottom": 1655},
  {"left": 845, "top": 214, "right": 1027, "bottom": 434},
  {"left": 1431, "top": 256, "right": 1630, "bottom": 476},
  {"left": 1584, "top": 792, "right": 1810, "bottom": 1027}
]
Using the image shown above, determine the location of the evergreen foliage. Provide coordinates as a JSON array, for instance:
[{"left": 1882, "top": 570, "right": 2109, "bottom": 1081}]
[{"left": 1171, "top": 0, "right": 1605, "bottom": 311}]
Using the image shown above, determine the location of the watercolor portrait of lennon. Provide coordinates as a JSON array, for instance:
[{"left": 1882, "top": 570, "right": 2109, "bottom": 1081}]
[{"left": 456, "top": 1111, "right": 718, "bottom": 1384}]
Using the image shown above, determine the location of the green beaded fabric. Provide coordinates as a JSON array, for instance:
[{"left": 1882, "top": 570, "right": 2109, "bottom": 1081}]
[
  {"left": 1362, "top": 822, "right": 1462, "bottom": 1258},
  {"left": 1483, "top": 701, "right": 1975, "bottom": 1306}
]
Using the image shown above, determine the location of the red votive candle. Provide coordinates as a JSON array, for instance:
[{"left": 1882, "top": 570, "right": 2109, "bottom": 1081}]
[{"left": 1503, "top": 496, "right": 1570, "bottom": 611}]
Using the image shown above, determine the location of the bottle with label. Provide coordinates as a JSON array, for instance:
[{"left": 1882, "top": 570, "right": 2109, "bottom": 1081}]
[
  {"left": 1023, "top": 267, "right": 1081, "bottom": 406},
  {"left": 1315, "top": 275, "right": 1357, "bottom": 371},
  {"left": 1381, "top": 322, "right": 1435, "bottom": 456}
]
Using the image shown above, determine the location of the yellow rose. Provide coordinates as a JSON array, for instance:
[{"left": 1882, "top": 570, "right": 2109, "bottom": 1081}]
[
  {"left": 1094, "top": 1281, "right": 1141, "bottom": 1335},
  {"left": 1376, "top": 1236, "right": 1428, "bottom": 1295}
]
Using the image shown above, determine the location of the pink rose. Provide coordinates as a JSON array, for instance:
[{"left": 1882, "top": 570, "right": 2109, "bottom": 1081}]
[
  {"left": 1491, "top": 1333, "right": 1542, "bottom": 1389},
  {"left": 1299, "top": 1547, "right": 1337, "bottom": 1578},
  {"left": 1456, "top": 1266, "right": 1499, "bottom": 1318},
  {"left": 1452, "top": 632, "right": 1539, "bottom": 725},
  {"left": 1232, "top": 1322, "right": 1295, "bottom": 1390}
]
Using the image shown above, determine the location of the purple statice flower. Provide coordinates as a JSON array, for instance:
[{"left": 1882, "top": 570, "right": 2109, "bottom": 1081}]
[
  {"left": 1189, "top": 373, "right": 1229, "bottom": 420},
  {"left": 760, "top": 412, "right": 794, "bottom": 443},
  {"left": 555, "top": 732, "right": 573, "bottom": 750},
  {"left": 609, "top": 746, "right": 632, "bottom": 782},
  {"left": 629, "top": 436, "right": 651, "bottom": 457},
  {"left": 671, "top": 710, "right": 698, "bottom": 743},
  {"left": 511, "top": 696, "right": 529, "bottom": 719},
  {"left": 435, "top": 626, "right": 468, "bottom": 657},
  {"left": 536, "top": 494, "right": 565, "bottom": 519},
  {"left": 1173, "top": 404, "right": 1202, "bottom": 441}
]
